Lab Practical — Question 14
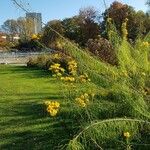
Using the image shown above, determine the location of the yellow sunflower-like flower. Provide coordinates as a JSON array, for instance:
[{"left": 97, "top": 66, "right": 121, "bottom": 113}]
[
  {"left": 60, "top": 76, "right": 75, "bottom": 82},
  {"left": 142, "top": 42, "right": 149, "bottom": 48},
  {"left": 79, "top": 73, "right": 91, "bottom": 83},
  {"left": 52, "top": 53, "right": 61, "bottom": 59},
  {"left": 68, "top": 60, "right": 77, "bottom": 76},
  {"left": 123, "top": 132, "right": 131, "bottom": 138},
  {"left": 44, "top": 101, "right": 60, "bottom": 117},
  {"left": 75, "top": 93, "right": 90, "bottom": 108},
  {"left": 31, "top": 34, "right": 40, "bottom": 40},
  {"left": 75, "top": 98, "right": 86, "bottom": 107},
  {"left": 49, "top": 63, "right": 65, "bottom": 77}
]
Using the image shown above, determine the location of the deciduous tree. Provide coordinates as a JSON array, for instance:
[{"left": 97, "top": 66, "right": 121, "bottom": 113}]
[{"left": 41, "top": 20, "right": 64, "bottom": 47}]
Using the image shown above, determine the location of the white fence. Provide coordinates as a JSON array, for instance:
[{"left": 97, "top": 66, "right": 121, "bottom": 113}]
[{"left": 0, "top": 51, "right": 52, "bottom": 64}]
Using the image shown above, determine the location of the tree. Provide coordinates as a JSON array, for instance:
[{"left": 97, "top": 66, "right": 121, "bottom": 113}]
[
  {"left": 101, "top": 1, "right": 135, "bottom": 38},
  {"left": 146, "top": 0, "right": 150, "bottom": 14},
  {"left": 1, "top": 17, "right": 35, "bottom": 41},
  {"left": 1, "top": 19, "right": 18, "bottom": 41},
  {"left": 1, "top": 19, "right": 18, "bottom": 34},
  {"left": 144, "top": 13, "right": 150, "bottom": 33},
  {"left": 17, "top": 17, "right": 34, "bottom": 40},
  {"left": 101, "top": 1, "right": 150, "bottom": 41},
  {"left": 41, "top": 7, "right": 100, "bottom": 48},
  {"left": 78, "top": 7, "right": 101, "bottom": 46},
  {"left": 62, "top": 16, "right": 82, "bottom": 45},
  {"left": 41, "top": 20, "right": 64, "bottom": 47},
  {"left": 147, "top": 0, "right": 150, "bottom": 6},
  {"left": 62, "top": 7, "right": 101, "bottom": 46}
]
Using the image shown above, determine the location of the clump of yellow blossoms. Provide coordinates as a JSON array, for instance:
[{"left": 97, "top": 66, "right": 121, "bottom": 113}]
[
  {"left": 75, "top": 93, "right": 89, "bottom": 108},
  {"left": 123, "top": 132, "right": 131, "bottom": 138},
  {"left": 31, "top": 34, "right": 41, "bottom": 40},
  {"left": 49, "top": 60, "right": 91, "bottom": 84},
  {"left": 61, "top": 76, "right": 75, "bottom": 82},
  {"left": 45, "top": 101, "right": 60, "bottom": 117},
  {"left": 142, "top": 42, "right": 149, "bottom": 48},
  {"left": 79, "top": 73, "right": 91, "bottom": 83},
  {"left": 68, "top": 60, "right": 77, "bottom": 76},
  {"left": 49, "top": 63, "right": 65, "bottom": 77}
]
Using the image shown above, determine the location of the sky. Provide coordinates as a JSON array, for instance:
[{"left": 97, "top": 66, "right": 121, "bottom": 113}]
[{"left": 0, "top": 0, "right": 148, "bottom": 26}]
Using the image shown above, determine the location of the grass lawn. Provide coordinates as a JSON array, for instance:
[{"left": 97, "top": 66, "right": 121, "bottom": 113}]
[
  {"left": 0, "top": 65, "right": 71, "bottom": 150},
  {"left": 0, "top": 65, "right": 150, "bottom": 150}
]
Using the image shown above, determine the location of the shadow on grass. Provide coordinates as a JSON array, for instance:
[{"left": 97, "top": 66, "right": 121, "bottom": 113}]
[
  {"left": 0, "top": 96, "right": 79, "bottom": 150},
  {"left": 0, "top": 92, "right": 61, "bottom": 100},
  {"left": 0, "top": 65, "right": 80, "bottom": 149}
]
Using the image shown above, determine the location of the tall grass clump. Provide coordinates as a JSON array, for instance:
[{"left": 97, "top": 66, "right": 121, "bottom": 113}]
[
  {"left": 67, "top": 119, "right": 150, "bottom": 150},
  {"left": 53, "top": 18, "right": 150, "bottom": 149}
]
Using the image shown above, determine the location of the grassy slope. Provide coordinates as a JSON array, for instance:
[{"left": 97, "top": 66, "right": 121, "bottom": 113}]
[{"left": 0, "top": 65, "right": 70, "bottom": 150}]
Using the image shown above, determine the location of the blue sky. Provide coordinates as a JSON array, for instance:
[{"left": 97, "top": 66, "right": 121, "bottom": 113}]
[{"left": 0, "top": 0, "right": 148, "bottom": 26}]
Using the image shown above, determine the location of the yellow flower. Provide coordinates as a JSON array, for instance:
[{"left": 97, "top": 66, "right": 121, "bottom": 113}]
[
  {"left": 142, "top": 42, "right": 149, "bottom": 48},
  {"left": 49, "top": 63, "right": 65, "bottom": 77},
  {"left": 60, "top": 68, "right": 65, "bottom": 72},
  {"left": 107, "top": 18, "right": 112, "bottom": 23},
  {"left": 49, "top": 63, "right": 60, "bottom": 70},
  {"left": 80, "top": 95, "right": 85, "bottom": 99},
  {"left": 44, "top": 101, "right": 51, "bottom": 105},
  {"left": 47, "top": 106, "right": 53, "bottom": 112},
  {"left": 44, "top": 101, "right": 60, "bottom": 117},
  {"left": 68, "top": 60, "right": 77, "bottom": 76},
  {"left": 123, "top": 132, "right": 131, "bottom": 138},
  {"left": 75, "top": 98, "right": 86, "bottom": 107},
  {"left": 56, "top": 73, "right": 62, "bottom": 77},
  {"left": 60, "top": 77, "right": 65, "bottom": 80},
  {"left": 53, "top": 53, "right": 61, "bottom": 59},
  {"left": 84, "top": 93, "right": 89, "bottom": 98},
  {"left": 79, "top": 77, "right": 87, "bottom": 83},
  {"left": 54, "top": 69, "right": 59, "bottom": 73},
  {"left": 79, "top": 73, "right": 90, "bottom": 83},
  {"left": 54, "top": 101, "right": 60, "bottom": 108},
  {"left": 80, "top": 102, "right": 86, "bottom": 107},
  {"left": 75, "top": 93, "right": 90, "bottom": 108},
  {"left": 31, "top": 34, "right": 39, "bottom": 40},
  {"left": 49, "top": 109, "right": 58, "bottom": 116},
  {"left": 85, "top": 99, "right": 89, "bottom": 103},
  {"left": 60, "top": 76, "right": 75, "bottom": 82}
]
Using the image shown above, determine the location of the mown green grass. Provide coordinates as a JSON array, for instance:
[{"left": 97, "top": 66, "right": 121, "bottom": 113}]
[
  {"left": 0, "top": 62, "right": 150, "bottom": 149},
  {"left": 0, "top": 65, "right": 73, "bottom": 150}
]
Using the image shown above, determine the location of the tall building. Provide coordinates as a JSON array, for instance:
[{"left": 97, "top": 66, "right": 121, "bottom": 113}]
[{"left": 26, "top": 12, "right": 42, "bottom": 34}]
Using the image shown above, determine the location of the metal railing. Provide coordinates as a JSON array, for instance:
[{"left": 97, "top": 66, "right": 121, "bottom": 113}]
[{"left": 0, "top": 50, "right": 52, "bottom": 64}]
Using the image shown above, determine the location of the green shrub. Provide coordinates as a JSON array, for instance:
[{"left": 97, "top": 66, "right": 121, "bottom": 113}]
[
  {"left": 27, "top": 52, "right": 73, "bottom": 71},
  {"left": 14, "top": 39, "right": 44, "bottom": 51}
]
